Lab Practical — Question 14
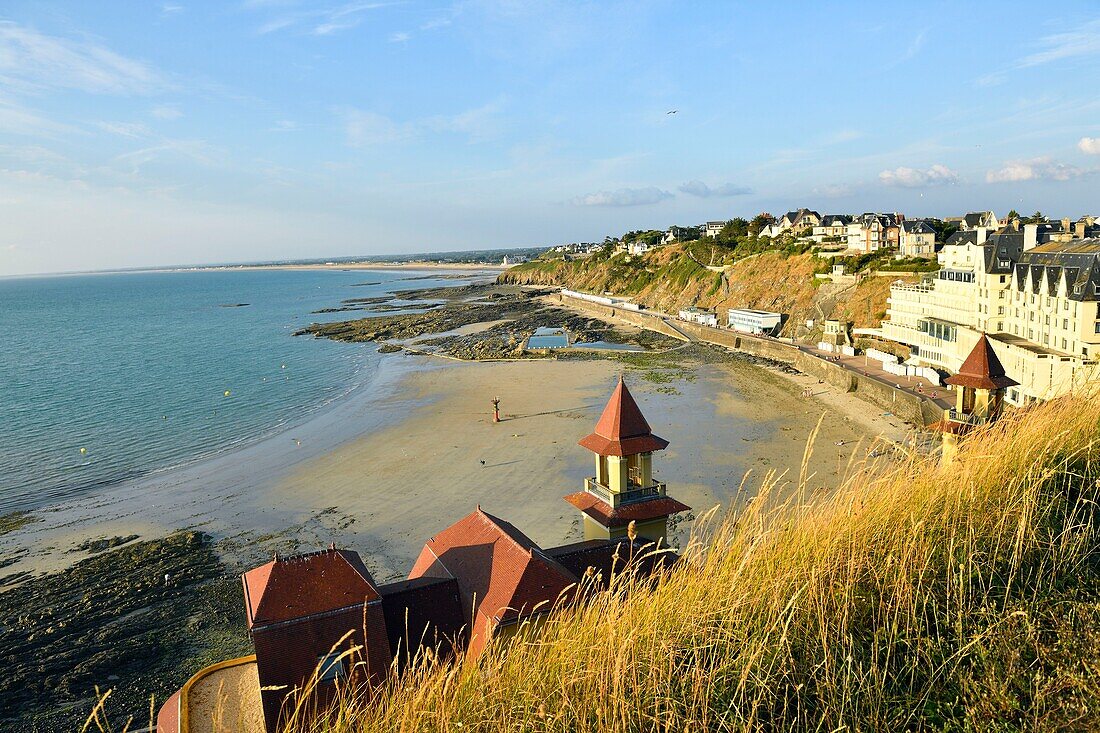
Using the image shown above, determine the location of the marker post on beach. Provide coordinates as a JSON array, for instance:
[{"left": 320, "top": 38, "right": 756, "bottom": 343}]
[{"left": 492, "top": 397, "right": 501, "bottom": 423}]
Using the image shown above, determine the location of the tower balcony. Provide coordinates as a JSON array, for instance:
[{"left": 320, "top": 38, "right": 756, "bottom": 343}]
[
  {"left": 584, "top": 477, "right": 667, "bottom": 508},
  {"left": 945, "top": 409, "right": 990, "bottom": 427}
]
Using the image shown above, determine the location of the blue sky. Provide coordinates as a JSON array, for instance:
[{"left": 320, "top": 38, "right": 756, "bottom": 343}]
[{"left": 1, "top": 1, "right": 1099, "bottom": 275}]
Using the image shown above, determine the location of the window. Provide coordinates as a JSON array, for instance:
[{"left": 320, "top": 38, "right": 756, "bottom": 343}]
[
  {"left": 317, "top": 652, "right": 347, "bottom": 684},
  {"left": 1095, "top": 322, "right": 1100, "bottom": 334}
]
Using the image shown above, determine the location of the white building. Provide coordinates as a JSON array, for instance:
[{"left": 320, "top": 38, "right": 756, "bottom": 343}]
[
  {"left": 878, "top": 224, "right": 1100, "bottom": 404},
  {"left": 899, "top": 220, "right": 937, "bottom": 258},
  {"left": 727, "top": 308, "right": 782, "bottom": 335},
  {"left": 627, "top": 241, "right": 652, "bottom": 256},
  {"left": 679, "top": 307, "right": 718, "bottom": 327},
  {"left": 703, "top": 221, "right": 726, "bottom": 238}
]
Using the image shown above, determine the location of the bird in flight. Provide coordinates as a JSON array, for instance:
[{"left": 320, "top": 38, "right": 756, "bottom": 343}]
[{"left": 666, "top": 109, "right": 678, "bottom": 114}]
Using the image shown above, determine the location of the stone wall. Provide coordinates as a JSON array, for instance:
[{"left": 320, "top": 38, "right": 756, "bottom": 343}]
[{"left": 559, "top": 293, "right": 933, "bottom": 425}]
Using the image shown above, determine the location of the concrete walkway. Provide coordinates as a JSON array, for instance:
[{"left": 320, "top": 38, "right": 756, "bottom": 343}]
[{"left": 800, "top": 344, "right": 952, "bottom": 411}]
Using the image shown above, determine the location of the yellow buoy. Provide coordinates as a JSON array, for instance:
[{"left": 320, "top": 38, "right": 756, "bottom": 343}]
[
  {"left": 79, "top": 447, "right": 87, "bottom": 455},
  {"left": 224, "top": 390, "right": 231, "bottom": 397}
]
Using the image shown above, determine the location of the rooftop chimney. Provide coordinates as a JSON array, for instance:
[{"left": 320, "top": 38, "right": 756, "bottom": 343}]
[
  {"left": 1010, "top": 218, "right": 1020, "bottom": 231},
  {"left": 1023, "top": 223, "right": 1038, "bottom": 251}
]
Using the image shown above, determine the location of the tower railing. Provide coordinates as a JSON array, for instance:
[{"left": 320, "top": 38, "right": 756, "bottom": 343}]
[{"left": 584, "top": 478, "right": 667, "bottom": 508}]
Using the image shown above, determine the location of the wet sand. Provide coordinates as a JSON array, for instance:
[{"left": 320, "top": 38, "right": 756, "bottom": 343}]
[
  {"left": 1, "top": 350, "right": 908, "bottom": 584},
  {"left": 274, "top": 356, "right": 908, "bottom": 581}
]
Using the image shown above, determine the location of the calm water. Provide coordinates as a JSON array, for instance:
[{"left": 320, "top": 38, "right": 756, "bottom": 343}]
[{"left": 0, "top": 268, "right": 456, "bottom": 514}]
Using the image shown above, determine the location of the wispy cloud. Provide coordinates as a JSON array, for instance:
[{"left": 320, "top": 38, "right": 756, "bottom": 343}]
[
  {"left": 271, "top": 119, "right": 298, "bottom": 132},
  {"left": 389, "top": 31, "right": 410, "bottom": 42},
  {"left": 985, "top": 156, "right": 1088, "bottom": 183},
  {"left": 568, "top": 187, "right": 672, "bottom": 207},
  {"left": 678, "top": 180, "right": 752, "bottom": 198},
  {"left": 97, "top": 120, "right": 153, "bottom": 138},
  {"left": 150, "top": 104, "right": 183, "bottom": 120},
  {"left": 253, "top": 1, "right": 398, "bottom": 36},
  {"left": 976, "top": 19, "right": 1100, "bottom": 86},
  {"left": 341, "top": 100, "right": 506, "bottom": 146},
  {"left": 341, "top": 109, "right": 413, "bottom": 146},
  {"left": 813, "top": 183, "right": 854, "bottom": 198},
  {"left": 0, "top": 21, "right": 165, "bottom": 95},
  {"left": 878, "top": 163, "right": 958, "bottom": 188},
  {"left": 1079, "top": 136, "right": 1100, "bottom": 155},
  {"left": 112, "top": 139, "right": 217, "bottom": 174},
  {"left": 161, "top": 4, "right": 185, "bottom": 16}
]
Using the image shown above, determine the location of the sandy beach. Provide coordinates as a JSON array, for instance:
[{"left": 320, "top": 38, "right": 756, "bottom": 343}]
[
  {"left": 274, "top": 355, "right": 908, "bottom": 580},
  {"left": 1, "top": 349, "right": 909, "bottom": 582}
]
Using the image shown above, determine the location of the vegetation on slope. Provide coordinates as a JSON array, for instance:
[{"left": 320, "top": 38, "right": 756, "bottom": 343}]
[
  {"left": 499, "top": 243, "right": 919, "bottom": 336},
  {"left": 269, "top": 395, "right": 1100, "bottom": 732}
]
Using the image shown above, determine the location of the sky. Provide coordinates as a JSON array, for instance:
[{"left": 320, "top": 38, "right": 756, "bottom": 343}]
[{"left": 1, "top": 1, "right": 1099, "bottom": 276}]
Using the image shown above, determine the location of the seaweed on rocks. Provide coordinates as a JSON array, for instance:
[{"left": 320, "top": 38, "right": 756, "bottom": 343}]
[
  {"left": 296, "top": 284, "right": 678, "bottom": 360},
  {"left": 0, "top": 531, "right": 250, "bottom": 732}
]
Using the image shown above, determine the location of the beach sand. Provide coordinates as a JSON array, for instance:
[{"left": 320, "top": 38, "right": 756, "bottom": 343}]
[
  {"left": 1, "top": 349, "right": 911, "bottom": 583},
  {"left": 274, "top": 355, "right": 909, "bottom": 581}
]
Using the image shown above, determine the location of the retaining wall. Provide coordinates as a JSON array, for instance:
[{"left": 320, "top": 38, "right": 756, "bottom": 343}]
[{"left": 558, "top": 293, "right": 932, "bottom": 425}]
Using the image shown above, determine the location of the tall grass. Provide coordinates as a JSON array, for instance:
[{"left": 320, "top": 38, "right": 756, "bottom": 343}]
[{"left": 231, "top": 397, "right": 1100, "bottom": 731}]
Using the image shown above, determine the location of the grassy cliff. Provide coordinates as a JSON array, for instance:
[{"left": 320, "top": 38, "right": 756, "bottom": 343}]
[
  {"left": 267, "top": 395, "right": 1100, "bottom": 732},
  {"left": 498, "top": 244, "right": 917, "bottom": 336}
]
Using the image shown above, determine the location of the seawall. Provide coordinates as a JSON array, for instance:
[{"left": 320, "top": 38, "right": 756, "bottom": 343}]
[{"left": 557, "top": 292, "right": 935, "bottom": 426}]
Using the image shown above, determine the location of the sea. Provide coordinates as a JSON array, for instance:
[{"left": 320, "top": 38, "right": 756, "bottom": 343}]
[{"left": 0, "top": 267, "right": 468, "bottom": 515}]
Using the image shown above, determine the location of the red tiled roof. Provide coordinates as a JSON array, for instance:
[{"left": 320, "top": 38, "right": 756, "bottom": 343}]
[
  {"left": 562, "top": 491, "right": 690, "bottom": 528},
  {"left": 407, "top": 508, "right": 579, "bottom": 629},
  {"left": 242, "top": 548, "right": 380, "bottom": 629},
  {"left": 579, "top": 377, "right": 669, "bottom": 456},
  {"left": 944, "top": 334, "right": 1018, "bottom": 390}
]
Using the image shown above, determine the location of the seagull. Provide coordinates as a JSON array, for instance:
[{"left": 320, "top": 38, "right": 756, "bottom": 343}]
[
  {"left": 480, "top": 460, "right": 486, "bottom": 466},
  {"left": 666, "top": 109, "right": 678, "bottom": 115}
]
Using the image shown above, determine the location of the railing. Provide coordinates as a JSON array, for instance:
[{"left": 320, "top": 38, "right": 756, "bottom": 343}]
[
  {"left": 584, "top": 478, "right": 666, "bottom": 508},
  {"left": 946, "top": 409, "right": 988, "bottom": 426}
]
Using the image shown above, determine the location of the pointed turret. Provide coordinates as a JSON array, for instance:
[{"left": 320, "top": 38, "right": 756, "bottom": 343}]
[
  {"left": 564, "top": 378, "right": 688, "bottom": 544},
  {"left": 940, "top": 334, "right": 1018, "bottom": 462}
]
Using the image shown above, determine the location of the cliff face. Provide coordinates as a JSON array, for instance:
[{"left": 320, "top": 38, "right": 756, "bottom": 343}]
[{"left": 499, "top": 245, "right": 915, "bottom": 336}]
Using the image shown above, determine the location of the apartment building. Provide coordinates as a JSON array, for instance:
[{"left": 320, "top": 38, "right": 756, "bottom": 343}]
[{"left": 879, "top": 223, "right": 1100, "bottom": 404}]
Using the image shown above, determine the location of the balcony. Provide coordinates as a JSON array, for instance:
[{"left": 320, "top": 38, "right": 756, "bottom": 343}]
[
  {"left": 584, "top": 478, "right": 666, "bottom": 508},
  {"left": 946, "top": 409, "right": 989, "bottom": 427}
]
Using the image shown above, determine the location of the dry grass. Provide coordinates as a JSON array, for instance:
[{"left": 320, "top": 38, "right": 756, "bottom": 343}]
[
  {"left": 279, "top": 396, "right": 1100, "bottom": 732},
  {"left": 92, "top": 396, "right": 1100, "bottom": 732}
]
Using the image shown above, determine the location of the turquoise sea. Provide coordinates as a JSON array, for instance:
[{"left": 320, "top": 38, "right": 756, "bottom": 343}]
[{"left": 0, "top": 268, "right": 458, "bottom": 514}]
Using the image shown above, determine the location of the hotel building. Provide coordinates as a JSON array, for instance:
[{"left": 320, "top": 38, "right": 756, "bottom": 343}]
[{"left": 877, "top": 221, "right": 1100, "bottom": 404}]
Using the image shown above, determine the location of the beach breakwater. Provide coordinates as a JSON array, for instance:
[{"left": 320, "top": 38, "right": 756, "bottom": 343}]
[{"left": 557, "top": 293, "right": 937, "bottom": 426}]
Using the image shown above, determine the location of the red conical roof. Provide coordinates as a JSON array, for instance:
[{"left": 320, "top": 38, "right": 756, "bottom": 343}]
[
  {"left": 944, "top": 334, "right": 1018, "bottom": 390},
  {"left": 578, "top": 377, "right": 669, "bottom": 457}
]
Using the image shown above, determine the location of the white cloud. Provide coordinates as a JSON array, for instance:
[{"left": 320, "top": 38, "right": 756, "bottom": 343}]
[
  {"left": 568, "top": 187, "right": 672, "bottom": 207},
  {"left": 1016, "top": 20, "right": 1100, "bottom": 69},
  {"left": 162, "top": 4, "right": 184, "bottom": 15},
  {"left": 0, "top": 97, "right": 76, "bottom": 137},
  {"left": 0, "top": 21, "right": 164, "bottom": 95},
  {"left": 1079, "top": 137, "right": 1100, "bottom": 155},
  {"left": 341, "top": 109, "right": 412, "bottom": 146},
  {"left": 271, "top": 119, "right": 298, "bottom": 132},
  {"left": 253, "top": 2, "right": 398, "bottom": 36},
  {"left": 878, "top": 163, "right": 959, "bottom": 188},
  {"left": 985, "top": 156, "right": 1086, "bottom": 183},
  {"left": 975, "top": 19, "right": 1100, "bottom": 86},
  {"left": 813, "top": 183, "right": 854, "bottom": 199},
  {"left": 389, "top": 31, "right": 410, "bottom": 42},
  {"left": 97, "top": 121, "right": 152, "bottom": 138},
  {"left": 150, "top": 104, "right": 182, "bottom": 120},
  {"left": 678, "top": 180, "right": 752, "bottom": 198}
]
